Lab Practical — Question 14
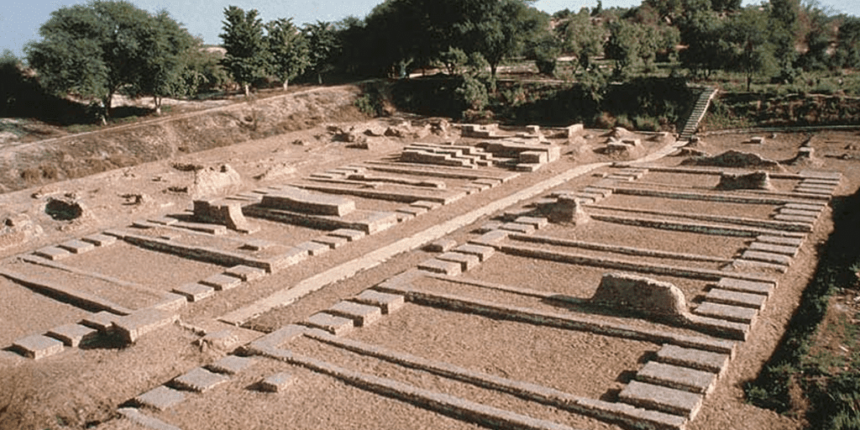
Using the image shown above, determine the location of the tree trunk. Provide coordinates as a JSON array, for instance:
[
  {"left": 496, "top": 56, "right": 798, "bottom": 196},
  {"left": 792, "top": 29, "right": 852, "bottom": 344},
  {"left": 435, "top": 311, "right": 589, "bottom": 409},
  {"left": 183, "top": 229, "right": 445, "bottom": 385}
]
[
  {"left": 283, "top": 80, "right": 289, "bottom": 91},
  {"left": 317, "top": 73, "right": 323, "bottom": 85},
  {"left": 154, "top": 96, "right": 162, "bottom": 115},
  {"left": 244, "top": 83, "right": 251, "bottom": 97},
  {"left": 490, "top": 63, "right": 498, "bottom": 77}
]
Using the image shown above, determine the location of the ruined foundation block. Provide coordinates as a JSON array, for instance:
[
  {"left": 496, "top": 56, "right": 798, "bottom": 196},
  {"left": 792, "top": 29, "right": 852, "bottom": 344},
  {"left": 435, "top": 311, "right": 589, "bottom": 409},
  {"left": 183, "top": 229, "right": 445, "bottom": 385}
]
[
  {"left": 749, "top": 242, "right": 798, "bottom": 257},
  {"left": 260, "top": 372, "right": 296, "bottom": 393},
  {"left": 437, "top": 252, "right": 481, "bottom": 272},
  {"left": 619, "top": 380, "right": 704, "bottom": 418},
  {"left": 295, "top": 241, "right": 331, "bottom": 257},
  {"left": 304, "top": 313, "right": 355, "bottom": 336},
  {"left": 453, "top": 244, "right": 496, "bottom": 262},
  {"left": 757, "top": 235, "right": 803, "bottom": 247},
  {"left": 207, "top": 355, "right": 256, "bottom": 375},
  {"left": 519, "top": 151, "right": 548, "bottom": 164},
  {"left": 515, "top": 216, "right": 549, "bottom": 230},
  {"left": 499, "top": 222, "right": 536, "bottom": 234},
  {"left": 114, "top": 309, "right": 178, "bottom": 344},
  {"left": 58, "top": 239, "right": 96, "bottom": 254},
  {"left": 327, "top": 301, "right": 383, "bottom": 327},
  {"left": 34, "top": 246, "right": 71, "bottom": 261},
  {"left": 717, "top": 170, "right": 772, "bottom": 190},
  {"left": 424, "top": 239, "right": 458, "bottom": 253},
  {"left": 81, "top": 311, "right": 121, "bottom": 333},
  {"left": 354, "top": 290, "right": 405, "bottom": 315},
  {"left": 82, "top": 233, "right": 118, "bottom": 247},
  {"left": 591, "top": 273, "right": 689, "bottom": 323},
  {"left": 247, "top": 324, "right": 306, "bottom": 353},
  {"left": 313, "top": 235, "right": 349, "bottom": 249},
  {"left": 468, "top": 230, "right": 509, "bottom": 247},
  {"left": 224, "top": 265, "right": 267, "bottom": 282},
  {"left": 636, "top": 361, "right": 717, "bottom": 394},
  {"left": 545, "top": 196, "right": 590, "bottom": 225},
  {"left": 656, "top": 344, "right": 730, "bottom": 374},
  {"left": 329, "top": 229, "right": 366, "bottom": 242},
  {"left": 741, "top": 250, "right": 793, "bottom": 266},
  {"left": 136, "top": 386, "right": 186, "bottom": 411},
  {"left": 172, "top": 283, "right": 216, "bottom": 302},
  {"left": 261, "top": 189, "right": 356, "bottom": 216},
  {"left": 717, "top": 278, "right": 774, "bottom": 296},
  {"left": 47, "top": 323, "right": 99, "bottom": 347},
  {"left": 200, "top": 273, "right": 243, "bottom": 291},
  {"left": 173, "top": 367, "right": 229, "bottom": 393},
  {"left": 694, "top": 302, "right": 757, "bottom": 324},
  {"left": 705, "top": 289, "right": 767, "bottom": 310},
  {"left": 240, "top": 239, "right": 275, "bottom": 251},
  {"left": 418, "top": 258, "right": 462, "bottom": 276},
  {"left": 12, "top": 334, "right": 64, "bottom": 359},
  {"left": 193, "top": 199, "right": 259, "bottom": 233}
]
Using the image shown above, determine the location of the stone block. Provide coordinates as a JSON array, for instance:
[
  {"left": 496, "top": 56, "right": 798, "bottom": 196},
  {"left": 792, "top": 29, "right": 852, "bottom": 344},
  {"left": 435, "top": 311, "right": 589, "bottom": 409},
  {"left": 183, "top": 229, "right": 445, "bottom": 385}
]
[
  {"left": 424, "top": 239, "right": 458, "bottom": 253},
  {"left": 247, "top": 324, "right": 306, "bottom": 353},
  {"left": 499, "top": 222, "right": 536, "bottom": 234},
  {"left": 717, "top": 171, "right": 772, "bottom": 190},
  {"left": 783, "top": 203, "right": 825, "bottom": 212},
  {"left": 411, "top": 200, "right": 441, "bottom": 210},
  {"left": 583, "top": 187, "right": 613, "bottom": 198},
  {"left": 732, "top": 259, "right": 788, "bottom": 273},
  {"left": 136, "top": 386, "right": 186, "bottom": 411},
  {"left": 81, "top": 311, "right": 121, "bottom": 333},
  {"left": 327, "top": 301, "right": 383, "bottom": 327},
  {"left": 502, "top": 208, "right": 535, "bottom": 221},
  {"left": 474, "top": 221, "right": 504, "bottom": 234},
  {"left": 34, "top": 246, "right": 71, "bottom": 261},
  {"left": 749, "top": 241, "right": 798, "bottom": 257},
  {"left": 418, "top": 258, "right": 462, "bottom": 276},
  {"left": 304, "top": 313, "right": 355, "bottom": 336},
  {"left": 354, "top": 290, "right": 405, "bottom": 314},
  {"left": 636, "top": 361, "right": 717, "bottom": 394},
  {"left": 515, "top": 216, "right": 549, "bottom": 230},
  {"left": 114, "top": 309, "right": 178, "bottom": 344},
  {"left": 545, "top": 196, "right": 590, "bottom": 225},
  {"left": 173, "top": 367, "right": 229, "bottom": 393},
  {"left": 118, "top": 408, "right": 181, "bottom": 430},
  {"left": 200, "top": 273, "right": 243, "bottom": 291},
  {"left": 397, "top": 206, "right": 428, "bottom": 217},
  {"left": 705, "top": 289, "right": 766, "bottom": 310},
  {"left": 591, "top": 273, "right": 689, "bottom": 323},
  {"left": 47, "top": 323, "right": 98, "bottom": 347},
  {"left": 295, "top": 241, "right": 331, "bottom": 256},
  {"left": 795, "top": 187, "right": 832, "bottom": 195},
  {"left": 656, "top": 344, "right": 730, "bottom": 374},
  {"left": 193, "top": 200, "right": 259, "bottom": 234},
  {"left": 361, "top": 211, "right": 399, "bottom": 234},
  {"left": 58, "top": 239, "right": 96, "bottom": 254},
  {"left": 453, "top": 244, "right": 496, "bottom": 262},
  {"left": 619, "top": 380, "right": 703, "bottom": 417},
  {"left": 261, "top": 189, "right": 355, "bottom": 216},
  {"left": 717, "top": 278, "right": 774, "bottom": 296},
  {"left": 329, "top": 229, "right": 366, "bottom": 242},
  {"left": 259, "top": 372, "right": 296, "bottom": 393},
  {"left": 694, "top": 302, "right": 757, "bottom": 324},
  {"left": 240, "top": 239, "right": 275, "bottom": 251},
  {"left": 173, "top": 283, "right": 216, "bottom": 302},
  {"left": 741, "top": 250, "right": 792, "bottom": 266},
  {"left": 516, "top": 163, "right": 543, "bottom": 172},
  {"left": 313, "top": 235, "right": 350, "bottom": 249},
  {"left": 395, "top": 212, "right": 415, "bottom": 222},
  {"left": 468, "top": 230, "right": 509, "bottom": 247},
  {"left": 519, "top": 151, "right": 548, "bottom": 164},
  {"left": 780, "top": 208, "right": 820, "bottom": 218},
  {"left": 799, "top": 170, "right": 841, "bottom": 180},
  {"left": 437, "top": 252, "right": 481, "bottom": 272},
  {"left": 82, "top": 233, "right": 118, "bottom": 247},
  {"left": 155, "top": 293, "right": 188, "bottom": 312},
  {"left": 224, "top": 265, "right": 267, "bottom": 282},
  {"left": 12, "top": 335, "right": 64, "bottom": 360},
  {"left": 207, "top": 355, "right": 256, "bottom": 375},
  {"left": 757, "top": 235, "right": 803, "bottom": 247}
]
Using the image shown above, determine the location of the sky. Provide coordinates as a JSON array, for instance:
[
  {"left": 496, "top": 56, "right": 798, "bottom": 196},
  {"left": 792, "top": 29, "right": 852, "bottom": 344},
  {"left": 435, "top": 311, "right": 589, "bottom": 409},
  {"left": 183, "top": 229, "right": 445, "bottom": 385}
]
[{"left": 2, "top": 0, "right": 859, "bottom": 58}]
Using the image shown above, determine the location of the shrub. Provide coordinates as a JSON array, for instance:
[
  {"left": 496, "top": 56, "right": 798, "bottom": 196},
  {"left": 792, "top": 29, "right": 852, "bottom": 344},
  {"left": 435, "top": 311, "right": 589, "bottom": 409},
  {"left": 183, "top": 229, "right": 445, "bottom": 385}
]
[{"left": 455, "top": 76, "right": 489, "bottom": 113}]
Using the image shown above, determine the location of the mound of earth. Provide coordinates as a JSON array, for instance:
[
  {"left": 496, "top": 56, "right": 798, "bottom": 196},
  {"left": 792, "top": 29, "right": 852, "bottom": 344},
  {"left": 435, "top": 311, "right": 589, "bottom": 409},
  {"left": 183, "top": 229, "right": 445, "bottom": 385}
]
[{"left": 681, "top": 150, "right": 784, "bottom": 171}]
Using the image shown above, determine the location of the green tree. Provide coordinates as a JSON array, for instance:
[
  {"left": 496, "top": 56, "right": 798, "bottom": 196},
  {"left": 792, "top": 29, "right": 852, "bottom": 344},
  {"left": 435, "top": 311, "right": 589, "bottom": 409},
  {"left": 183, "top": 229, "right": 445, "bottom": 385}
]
[
  {"left": 265, "top": 18, "right": 310, "bottom": 90},
  {"left": 220, "top": 6, "right": 269, "bottom": 96},
  {"left": 138, "top": 10, "right": 196, "bottom": 114},
  {"left": 723, "top": 8, "right": 778, "bottom": 91},
  {"left": 835, "top": 16, "right": 860, "bottom": 69},
  {"left": 769, "top": 0, "right": 801, "bottom": 69},
  {"left": 556, "top": 9, "right": 605, "bottom": 71},
  {"left": 605, "top": 20, "right": 644, "bottom": 79},
  {"left": 26, "top": 1, "right": 189, "bottom": 121},
  {"left": 303, "top": 21, "right": 340, "bottom": 84},
  {"left": 679, "top": 9, "right": 728, "bottom": 77}
]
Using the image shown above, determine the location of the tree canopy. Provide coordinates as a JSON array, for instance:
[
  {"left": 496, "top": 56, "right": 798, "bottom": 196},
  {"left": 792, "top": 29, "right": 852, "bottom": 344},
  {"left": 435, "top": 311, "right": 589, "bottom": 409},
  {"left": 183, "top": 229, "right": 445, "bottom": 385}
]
[
  {"left": 220, "top": 6, "right": 270, "bottom": 96},
  {"left": 26, "top": 1, "right": 194, "bottom": 120}
]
